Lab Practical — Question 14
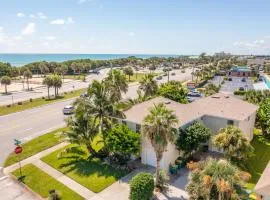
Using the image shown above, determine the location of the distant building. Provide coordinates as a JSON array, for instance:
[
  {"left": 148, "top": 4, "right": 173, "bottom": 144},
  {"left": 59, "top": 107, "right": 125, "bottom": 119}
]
[
  {"left": 228, "top": 66, "right": 255, "bottom": 77},
  {"left": 255, "top": 161, "right": 270, "bottom": 200}
]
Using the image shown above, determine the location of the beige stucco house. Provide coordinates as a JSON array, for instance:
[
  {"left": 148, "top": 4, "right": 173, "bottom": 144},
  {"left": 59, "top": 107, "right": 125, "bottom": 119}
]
[
  {"left": 121, "top": 93, "right": 258, "bottom": 170},
  {"left": 255, "top": 161, "right": 270, "bottom": 200}
]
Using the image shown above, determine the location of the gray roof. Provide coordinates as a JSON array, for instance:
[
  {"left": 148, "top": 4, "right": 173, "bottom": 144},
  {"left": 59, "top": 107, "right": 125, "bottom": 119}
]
[
  {"left": 255, "top": 162, "right": 270, "bottom": 196},
  {"left": 124, "top": 93, "right": 258, "bottom": 127}
]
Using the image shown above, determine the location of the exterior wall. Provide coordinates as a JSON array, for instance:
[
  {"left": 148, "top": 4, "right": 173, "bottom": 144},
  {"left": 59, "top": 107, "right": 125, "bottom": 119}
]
[
  {"left": 238, "top": 111, "right": 256, "bottom": 141},
  {"left": 201, "top": 115, "right": 239, "bottom": 151}
]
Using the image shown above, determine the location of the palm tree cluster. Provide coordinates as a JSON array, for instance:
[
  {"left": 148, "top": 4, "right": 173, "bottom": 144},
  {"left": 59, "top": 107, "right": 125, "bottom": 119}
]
[
  {"left": 42, "top": 74, "right": 62, "bottom": 99},
  {"left": 0, "top": 76, "right": 11, "bottom": 94},
  {"left": 186, "top": 158, "right": 251, "bottom": 200},
  {"left": 244, "top": 90, "right": 270, "bottom": 105},
  {"left": 66, "top": 70, "right": 128, "bottom": 158}
]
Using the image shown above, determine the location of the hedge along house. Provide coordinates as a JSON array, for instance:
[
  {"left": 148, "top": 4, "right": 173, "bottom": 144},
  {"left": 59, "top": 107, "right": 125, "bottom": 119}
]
[
  {"left": 120, "top": 93, "right": 258, "bottom": 170},
  {"left": 228, "top": 65, "right": 256, "bottom": 77}
]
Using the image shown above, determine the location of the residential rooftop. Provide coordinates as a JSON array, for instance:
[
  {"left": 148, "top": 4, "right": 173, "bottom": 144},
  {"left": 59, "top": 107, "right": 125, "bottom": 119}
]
[
  {"left": 124, "top": 93, "right": 258, "bottom": 127},
  {"left": 255, "top": 161, "right": 270, "bottom": 196}
]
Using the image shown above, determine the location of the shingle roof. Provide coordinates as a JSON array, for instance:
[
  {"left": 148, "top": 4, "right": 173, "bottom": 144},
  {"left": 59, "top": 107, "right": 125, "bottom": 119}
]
[
  {"left": 124, "top": 93, "right": 258, "bottom": 127},
  {"left": 255, "top": 162, "right": 270, "bottom": 196}
]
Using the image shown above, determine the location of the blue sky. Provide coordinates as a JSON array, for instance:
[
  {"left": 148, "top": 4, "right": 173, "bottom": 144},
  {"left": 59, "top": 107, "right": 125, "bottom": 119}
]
[{"left": 0, "top": 0, "right": 270, "bottom": 55}]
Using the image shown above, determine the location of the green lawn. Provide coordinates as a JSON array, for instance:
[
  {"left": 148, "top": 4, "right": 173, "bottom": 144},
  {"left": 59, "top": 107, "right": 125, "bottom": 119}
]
[
  {"left": 41, "top": 139, "right": 129, "bottom": 193},
  {"left": 12, "top": 164, "right": 83, "bottom": 200},
  {"left": 0, "top": 88, "right": 86, "bottom": 116},
  {"left": 125, "top": 73, "right": 160, "bottom": 82},
  {"left": 4, "top": 127, "right": 68, "bottom": 167},
  {"left": 245, "top": 130, "right": 270, "bottom": 189}
]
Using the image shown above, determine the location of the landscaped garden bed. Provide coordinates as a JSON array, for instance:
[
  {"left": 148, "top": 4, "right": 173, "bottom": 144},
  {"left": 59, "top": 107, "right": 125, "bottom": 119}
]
[{"left": 12, "top": 164, "right": 83, "bottom": 200}]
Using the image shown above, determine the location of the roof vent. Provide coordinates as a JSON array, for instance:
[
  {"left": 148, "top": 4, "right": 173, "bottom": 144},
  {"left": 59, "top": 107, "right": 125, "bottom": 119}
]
[
  {"left": 212, "top": 95, "right": 220, "bottom": 99},
  {"left": 164, "top": 101, "right": 171, "bottom": 105}
]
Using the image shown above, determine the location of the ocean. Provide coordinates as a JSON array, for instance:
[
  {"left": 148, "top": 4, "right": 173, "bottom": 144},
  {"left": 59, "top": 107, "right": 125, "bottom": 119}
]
[{"left": 0, "top": 54, "right": 179, "bottom": 67}]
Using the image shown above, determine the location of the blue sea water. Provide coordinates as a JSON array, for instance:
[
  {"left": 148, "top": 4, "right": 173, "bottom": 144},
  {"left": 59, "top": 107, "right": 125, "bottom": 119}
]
[{"left": 0, "top": 54, "right": 179, "bottom": 67}]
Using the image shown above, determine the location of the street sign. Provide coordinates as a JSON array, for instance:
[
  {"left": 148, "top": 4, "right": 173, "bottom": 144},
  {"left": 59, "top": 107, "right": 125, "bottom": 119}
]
[
  {"left": 14, "top": 139, "right": 22, "bottom": 146},
  {"left": 187, "top": 82, "right": 196, "bottom": 89},
  {"left": 14, "top": 146, "right": 23, "bottom": 154}
]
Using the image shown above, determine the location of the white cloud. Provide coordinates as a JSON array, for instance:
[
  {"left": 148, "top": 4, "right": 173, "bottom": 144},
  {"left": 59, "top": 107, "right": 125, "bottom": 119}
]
[
  {"left": 50, "top": 17, "right": 75, "bottom": 25},
  {"left": 13, "top": 36, "right": 23, "bottom": 41},
  {"left": 29, "top": 14, "right": 36, "bottom": 18},
  {"left": 67, "top": 17, "right": 74, "bottom": 24},
  {"left": 88, "top": 37, "right": 95, "bottom": 43},
  {"left": 37, "top": 12, "right": 47, "bottom": 19},
  {"left": 50, "top": 19, "right": 65, "bottom": 25},
  {"left": 46, "top": 36, "right": 56, "bottom": 40},
  {"left": 21, "top": 22, "right": 36, "bottom": 35},
  {"left": 0, "top": 26, "right": 3, "bottom": 31},
  {"left": 254, "top": 40, "right": 264, "bottom": 44},
  {"left": 17, "top": 12, "right": 25, "bottom": 18},
  {"left": 128, "top": 32, "right": 135, "bottom": 37},
  {"left": 78, "top": 0, "right": 92, "bottom": 4}
]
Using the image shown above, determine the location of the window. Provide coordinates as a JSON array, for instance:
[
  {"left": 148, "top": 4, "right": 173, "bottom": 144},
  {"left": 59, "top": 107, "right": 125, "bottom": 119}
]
[
  {"left": 122, "top": 120, "right": 127, "bottom": 125},
  {"left": 227, "top": 120, "right": 234, "bottom": 125},
  {"left": 136, "top": 124, "right": 141, "bottom": 133}
]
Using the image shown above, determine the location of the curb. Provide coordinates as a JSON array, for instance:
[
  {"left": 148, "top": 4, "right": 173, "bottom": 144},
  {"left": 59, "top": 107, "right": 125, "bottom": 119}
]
[{"left": 0, "top": 97, "right": 77, "bottom": 118}]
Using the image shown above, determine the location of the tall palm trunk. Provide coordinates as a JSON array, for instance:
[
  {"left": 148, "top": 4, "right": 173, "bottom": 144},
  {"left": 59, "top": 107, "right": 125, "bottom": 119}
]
[
  {"left": 54, "top": 87, "right": 57, "bottom": 97},
  {"left": 4, "top": 85, "right": 7, "bottom": 94},
  {"left": 155, "top": 152, "right": 163, "bottom": 187},
  {"left": 47, "top": 86, "right": 50, "bottom": 99},
  {"left": 27, "top": 78, "right": 29, "bottom": 90}
]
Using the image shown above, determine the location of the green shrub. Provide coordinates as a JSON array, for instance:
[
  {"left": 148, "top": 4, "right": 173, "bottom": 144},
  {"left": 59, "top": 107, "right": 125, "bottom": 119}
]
[
  {"left": 129, "top": 172, "right": 154, "bottom": 200},
  {"left": 234, "top": 90, "right": 246, "bottom": 96}
]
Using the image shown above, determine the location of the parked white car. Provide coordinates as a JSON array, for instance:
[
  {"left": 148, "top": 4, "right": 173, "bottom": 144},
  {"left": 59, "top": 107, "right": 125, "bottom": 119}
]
[{"left": 63, "top": 105, "right": 74, "bottom": 115}]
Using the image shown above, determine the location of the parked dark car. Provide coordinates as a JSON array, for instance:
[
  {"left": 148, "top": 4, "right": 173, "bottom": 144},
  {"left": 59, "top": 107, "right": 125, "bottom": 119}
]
[
  {"left": 187, "top": 91, "right": 202, "bottom": 97},
  {"left": 228, "top": 77, "right": 232, "bottom": 81},
  {"left": 241, "top": 78, "right": 246, "bottom": 82},
  {"left": 171, "top": 72, "right": 176, "bottom": 76},
  {"left": 239, "top": 87, "right": 245, "bottom": 91},
  {"left": 156, "top": 76, "right": 163, "bottom": 80}
]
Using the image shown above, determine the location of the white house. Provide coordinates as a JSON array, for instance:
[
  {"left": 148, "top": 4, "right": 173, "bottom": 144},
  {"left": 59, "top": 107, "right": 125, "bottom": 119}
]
[
  {"left": 121, "top": 93, "right": 258, "bottom": 170},
  {"left": 255, "top": 161, "right": 270, "bottom": 200}
]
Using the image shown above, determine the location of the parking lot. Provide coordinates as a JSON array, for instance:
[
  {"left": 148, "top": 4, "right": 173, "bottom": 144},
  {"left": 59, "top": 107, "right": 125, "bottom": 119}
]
[{"left": 212, "top": 76, "right": 254, "bottom": 94}]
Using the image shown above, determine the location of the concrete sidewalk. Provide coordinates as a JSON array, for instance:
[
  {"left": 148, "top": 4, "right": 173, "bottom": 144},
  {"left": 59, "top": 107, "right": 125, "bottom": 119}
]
[
  {"left": 4, "top": 142, "right": 68, "bottom": 174},
  {"left": 34, "top": 160, "right": 95, "bottom": 199}
]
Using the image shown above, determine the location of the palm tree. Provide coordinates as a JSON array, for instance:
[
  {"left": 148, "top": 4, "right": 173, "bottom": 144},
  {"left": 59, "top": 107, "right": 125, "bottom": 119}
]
[
  {"left": 65, "top": 115, "right": 99, "bottom": 157},
  {"left": 142, "top": 103, "right": 178, "bottom": 188},
  {"left": 213, "top": 126, "right": 254, "bottom": 161},
  {"left": 123, "top": 66, "right": 134, "bottom": 81},
  {"left": 1, "top": 76, "right": 11, "bottom": 94},
  {"left": 52, "top": 75, "right": 62, "bottom": 97},
  {"left": 186, "top": 158, "right": 251, "bottom": 200},
  {"left": 76, "top": 80, "right": 125, "bottom": 148},
  {"left": 43, "top": 75, "right": 53, "bottom": 99},
  {"left": 139, "top": 74, "right": 158, "bottom": 97},
  {"left": 104, "top": 69, "right": 128, "bottom": 102},
  {"left": 23, "top": 70, "right": 32, "bottom": 91}
]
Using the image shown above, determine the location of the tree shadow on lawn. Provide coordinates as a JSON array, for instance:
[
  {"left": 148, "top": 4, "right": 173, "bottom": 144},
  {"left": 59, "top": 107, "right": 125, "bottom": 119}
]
[
  {"left": 59, "top": 157, "right": 126, "bottom": 179},
  {"left": 57, "top": 146, "right": 127, "bottom": 179}
]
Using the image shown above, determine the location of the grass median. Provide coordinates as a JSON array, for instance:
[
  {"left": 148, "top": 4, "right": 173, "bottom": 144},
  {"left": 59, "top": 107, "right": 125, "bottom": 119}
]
[
  {"left": 4, "top": 127, "right": 68, "bottom": 167},
  {"left": 0, "top": 88, "right": 86, "bottom": 116},
  {"left": 12, "top": 164, "right": 83, "bottom": 200},
  {"left": 126, "top": 72, "right": 161, "bottom": 82}
]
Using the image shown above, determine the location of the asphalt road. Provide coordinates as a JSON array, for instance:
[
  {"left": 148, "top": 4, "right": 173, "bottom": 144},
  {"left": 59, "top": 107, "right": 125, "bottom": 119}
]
[{"left": 0, "top": 68, "right": 192, "bottom": 166}]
